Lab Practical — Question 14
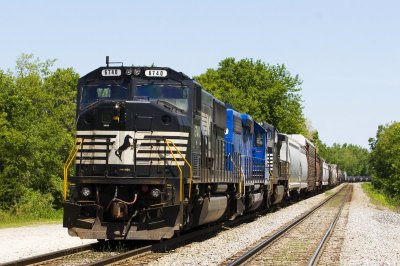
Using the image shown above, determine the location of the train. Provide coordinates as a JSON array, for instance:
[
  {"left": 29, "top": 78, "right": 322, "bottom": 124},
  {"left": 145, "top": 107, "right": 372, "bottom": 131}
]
[
  {"left": 63, "top": 58, "right": 345, "bottom": 240},
  {"left": 348, "top": 176, "right": 371, "bottom": 182}
]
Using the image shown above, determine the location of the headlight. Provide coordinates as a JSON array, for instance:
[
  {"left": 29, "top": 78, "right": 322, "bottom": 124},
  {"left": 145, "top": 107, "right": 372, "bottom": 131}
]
[
  {"left": 133, "top": 68, "right": 141, "bottom": 76},
  {"left": 81, "top": 187, "right": 91, "bottom": 197},
  {"left": 150, "top": 188, "right": 161, "bottom": 198},
  {"left": 125, "top": 68, "right": 133, "bottom": 75}
]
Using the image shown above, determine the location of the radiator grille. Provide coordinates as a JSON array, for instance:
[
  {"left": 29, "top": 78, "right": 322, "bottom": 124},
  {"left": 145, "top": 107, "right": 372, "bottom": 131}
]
[{"left": 192, "top": 152, "right": 201, "bottom": 178}]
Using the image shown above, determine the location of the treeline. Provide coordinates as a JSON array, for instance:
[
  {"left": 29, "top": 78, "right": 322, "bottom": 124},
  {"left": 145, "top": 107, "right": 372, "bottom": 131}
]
[
  {"left": 197, "top": 58, "right": 371, "bottom": 177},
  {"left": 195, "top": 58, "right": 307, "bottom": 134},
  {"left": 369, "top": 122, "right": 400, "bottom": 200},
  {"left": 0, "top": 55, "right": 373, "bottom": 218},
  {"left": 310, "top": 132, "right": 370, "bottom": 176},
  {"left": 0, "top": 54, "right": 78, "bottom": 218}
]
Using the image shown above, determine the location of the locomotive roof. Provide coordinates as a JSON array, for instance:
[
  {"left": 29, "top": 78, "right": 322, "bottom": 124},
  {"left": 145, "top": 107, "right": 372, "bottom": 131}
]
[
  {"left": 289, "top": 134, "right": 316, "bottom": 148},
  {"left": 80, "top": 66, "right": 192, "bottom": 82}
]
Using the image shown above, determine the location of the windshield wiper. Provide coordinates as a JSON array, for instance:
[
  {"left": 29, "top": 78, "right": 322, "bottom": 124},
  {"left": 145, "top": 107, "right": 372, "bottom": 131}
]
[
  {"left": 80, "top": 98, "right": 108, "bottom": 112},
  {"left": 156, "top": 100, "right": 184, "bottom": 113},
  {"left": 76, "top": 99, "right": 110, "bottom": 123}
]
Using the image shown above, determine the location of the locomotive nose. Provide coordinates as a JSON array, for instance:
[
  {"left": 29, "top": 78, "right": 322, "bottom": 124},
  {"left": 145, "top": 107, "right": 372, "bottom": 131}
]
[
  {"left": 75, "top": 99, "right": 189, "bottom": 177},
  {"left": 123, "top": 101, "right": 183, "bottom": 132},
  {"left": 78, "top": 100, "right": 184, "bottom": 132}
]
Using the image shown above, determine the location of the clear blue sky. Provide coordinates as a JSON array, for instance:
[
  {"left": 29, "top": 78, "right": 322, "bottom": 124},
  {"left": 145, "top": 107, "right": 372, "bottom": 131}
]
[{"left": 2, "top": 1, "right": 399, "bottom": 148}]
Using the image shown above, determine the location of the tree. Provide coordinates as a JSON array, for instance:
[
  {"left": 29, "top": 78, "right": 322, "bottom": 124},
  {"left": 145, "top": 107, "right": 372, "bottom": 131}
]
[
  {"left": 369, "top": 122, "right": 400, "bottom": 197},
  {"left": 0, "top": 54, "right": 79, "bottom": 211},
  {"left": 194, "top": 58, "right": 307, "bottom": 134},
  {"left": 312, "top": 130, "right": 370, "bottom": 176}
]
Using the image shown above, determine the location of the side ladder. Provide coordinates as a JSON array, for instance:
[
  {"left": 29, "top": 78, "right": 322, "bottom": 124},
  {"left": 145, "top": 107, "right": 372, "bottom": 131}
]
[{"left": 63, "top": 138, "right": 83, "bottom": 201}]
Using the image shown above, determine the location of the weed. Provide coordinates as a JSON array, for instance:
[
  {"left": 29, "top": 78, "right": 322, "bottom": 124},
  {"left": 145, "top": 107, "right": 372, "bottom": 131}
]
[{"left": 362, "top": 183, "right": 400, "bottom": 212}]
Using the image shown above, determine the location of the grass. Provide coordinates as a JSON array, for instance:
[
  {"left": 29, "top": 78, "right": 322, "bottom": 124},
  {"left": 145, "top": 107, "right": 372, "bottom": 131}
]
[
  {"left": 0, "top": 209, "right": 63, "bottom": 229},
  {"left": 361, "top": 183, "right": 400, "bottom": 212},
  {"left": 324, "top": 195, "right": 343, "bottom": 207}
]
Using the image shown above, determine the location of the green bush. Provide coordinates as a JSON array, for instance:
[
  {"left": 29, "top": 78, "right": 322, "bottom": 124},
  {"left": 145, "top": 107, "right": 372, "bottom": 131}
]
[
  {"left": 362, "top": 183, "right": 400, "bottom": 211},
  {"left": 0, "top": 188, "right": 63, "bottom": 227},
  {"left": 0, "top": 54, "right": 78, "bottom": 212},
  {"left": 13, "top": 189, "right": 58, "bottom": 219},
  {"left": 369, "top": 122, "right": 400, "bottom": 199}
]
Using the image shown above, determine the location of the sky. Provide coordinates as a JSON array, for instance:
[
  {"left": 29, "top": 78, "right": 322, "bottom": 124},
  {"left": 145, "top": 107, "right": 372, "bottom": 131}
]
[{"left": 1, "top": 0, "right": 399, "bottom": 148}]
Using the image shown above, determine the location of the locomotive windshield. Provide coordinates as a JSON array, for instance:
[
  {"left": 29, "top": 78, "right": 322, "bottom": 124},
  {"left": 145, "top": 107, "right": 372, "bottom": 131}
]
[
  {"left": 135, "top": 84, "right": 188, "bottom": 111},
  {"left": 80, "top": 80, "right": 129, "bottom": 109},
  {"left": 79, "top": 80, "right": 188, "bottom": 111}
]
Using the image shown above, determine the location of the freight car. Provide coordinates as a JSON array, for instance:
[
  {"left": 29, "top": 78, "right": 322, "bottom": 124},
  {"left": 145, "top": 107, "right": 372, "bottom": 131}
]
[
  {"left": 329, "top": 164, "right": 339, "bottom": 186},
  {"left": 320, "top": 159, "right": 330, "bottom": 187},
  {"left": 289, "top": 134, "right": 317, "bottom": 192},
  {"left": 63, "top": 58, "right": 343, "bottom": 240},
  {"left": 342, "top": 171, "right": 348, "bottom": 182},
  {"left": 277, "top": 133, "right": 308, "bottom": 197}
]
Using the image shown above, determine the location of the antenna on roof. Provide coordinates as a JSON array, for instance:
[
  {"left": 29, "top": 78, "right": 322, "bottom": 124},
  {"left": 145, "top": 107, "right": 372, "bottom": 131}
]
[{"left": 105, "top": 56, "right": 123, "bottom": 67}]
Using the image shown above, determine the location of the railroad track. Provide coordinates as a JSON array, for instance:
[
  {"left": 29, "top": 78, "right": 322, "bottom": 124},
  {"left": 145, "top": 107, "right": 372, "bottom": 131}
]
[
  {"left": 3, "top": 187, "right": 338, "bottom": 266},
  {"left": 224, "top": 184, "right": 352, "bottom": 266},
  {"left": 3, "top": 218, "right": 239, "bottom": 266},
  {"left": 1, "top": 240, "right": 148, "bottom": 266},
  {"left": 83, "top": 209, "right": 278, "bottom": 266}
]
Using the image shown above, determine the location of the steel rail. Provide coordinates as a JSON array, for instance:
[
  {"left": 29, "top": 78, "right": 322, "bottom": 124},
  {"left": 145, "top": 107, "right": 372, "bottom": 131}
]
[
  {"left": 85, "top": 209, "right": 269, "bottom": 266},
  {"left": 1, "top": 242, "right": 101, "bottom": 266},
  {"left": 86, "top": 222, "right": 227, "bottom": 266},
  {"left": 86, "top": 245, "right": 153, "bottom": 266},
  {"left": 227, "top": 184, "right": 349, "bottom": 266},
  {"left": 308, "top": 185, "right": 352, "bottom": 266}
]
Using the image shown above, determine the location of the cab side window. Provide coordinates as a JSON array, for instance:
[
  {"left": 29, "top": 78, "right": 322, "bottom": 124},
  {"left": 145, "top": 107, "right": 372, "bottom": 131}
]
[{"left": 255, "top": 133, "right": 263, "bottom": 147}]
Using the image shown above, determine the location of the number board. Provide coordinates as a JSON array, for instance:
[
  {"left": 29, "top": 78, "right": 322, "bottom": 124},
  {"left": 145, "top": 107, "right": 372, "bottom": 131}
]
[
  {"left": 145, "top": 69, "right": 167, "bottom": 78},
  {"left": 101, "top": 69, "right": 122, "bottom": 77}
]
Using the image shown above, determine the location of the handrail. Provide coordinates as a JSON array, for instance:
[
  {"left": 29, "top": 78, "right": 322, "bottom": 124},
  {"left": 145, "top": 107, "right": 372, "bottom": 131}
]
[
  {"left": 164, "top": 139, "right": 183, "bottom": 203},
  {"left": 269, "top": 170, "right": 275, "bottom": 191},
  {"left": 166, "top": 140, "right": 193, "bottom": 199},
  {"left": 63, "top": 138, "right": 83, "bottom": 201},
  {"left": 228, "top": 153, "right": 244, "bottom": 196}
]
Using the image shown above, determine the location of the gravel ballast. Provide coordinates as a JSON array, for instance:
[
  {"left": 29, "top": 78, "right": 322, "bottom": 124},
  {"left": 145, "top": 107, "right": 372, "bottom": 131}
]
[
  {"left": 340, "top": 183, "right": 400, "bottom": 265},
  {"left": 0, "top": 224, "right": 96, "bottom": 263},
  {"left": 148, "top": 185, "right": 345, "bottom": 266}
]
